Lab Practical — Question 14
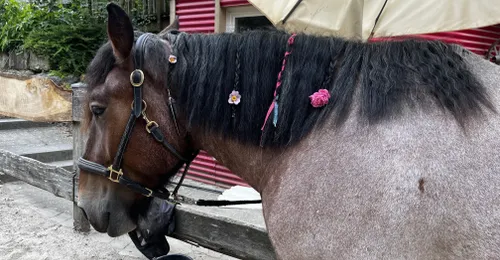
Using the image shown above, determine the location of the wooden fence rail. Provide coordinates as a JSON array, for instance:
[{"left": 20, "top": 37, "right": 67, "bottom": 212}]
[{"left": 0, "top": 149, "right": 73, "bottom": 200}]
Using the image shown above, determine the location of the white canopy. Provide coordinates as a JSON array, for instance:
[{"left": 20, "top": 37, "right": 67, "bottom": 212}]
[{"left": 247, "top": 0, "right": 500, "bottom": 41}]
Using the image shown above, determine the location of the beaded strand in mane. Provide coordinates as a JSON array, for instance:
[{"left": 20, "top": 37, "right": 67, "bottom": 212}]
[{"left": 85, "top": 30, "right": 495, "bottom": 147}]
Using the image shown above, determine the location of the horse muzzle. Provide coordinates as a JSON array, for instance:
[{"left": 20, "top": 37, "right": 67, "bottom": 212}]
[{"left": 77, "top": 196, "right": 138, "bottom": 237}]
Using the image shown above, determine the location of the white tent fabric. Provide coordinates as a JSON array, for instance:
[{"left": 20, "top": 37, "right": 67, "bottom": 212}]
[{"left": 247, "top": 0, "right": 500, "bottom": 41}]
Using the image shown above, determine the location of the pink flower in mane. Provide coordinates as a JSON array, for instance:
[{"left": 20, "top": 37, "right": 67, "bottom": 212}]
[{"left": 309, "top": 89, "right": 331, "bottom": 108}]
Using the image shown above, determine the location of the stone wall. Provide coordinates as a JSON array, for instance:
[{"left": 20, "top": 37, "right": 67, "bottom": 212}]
[{"left": 0, "top": 51, "right": 50, "bottom": 72}]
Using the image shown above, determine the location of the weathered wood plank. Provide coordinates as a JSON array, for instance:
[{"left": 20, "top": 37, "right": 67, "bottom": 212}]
[
  {"left": 71, "top": 82, "right": 87, "bottom": 122},
  {"left": 71, "top": 82, "right": 91, "bottom": 232},
  {"left": 0, "top": 71, "right": 72, "bottom": 122},
  {"left": 171, "top": 205, "right": 276, "bottom": 260},
  {"left": 72, "top": 121, "right": 90, "bottom": 232},
  {"left": 0, "top": 149, "right": 72, "bottom": 200}
]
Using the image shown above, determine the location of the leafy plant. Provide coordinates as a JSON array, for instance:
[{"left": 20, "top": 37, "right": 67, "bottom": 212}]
[
  {"left": 0, "top": 0, "right": 48, "bottom": 52},
  {"left": 24, "top": 4, "right": 106, "bottom": 75},
  {"left": 0, "top": 0, "right": 166, "bottom": 77}
]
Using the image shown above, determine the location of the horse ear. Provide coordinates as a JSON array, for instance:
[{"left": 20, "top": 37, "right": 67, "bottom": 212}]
[
  {"left": 106, "top": 3, "right": 134, "bottom": 61},
  {"left": 159, "top": 16, "right": 180, "bottom": 36}
]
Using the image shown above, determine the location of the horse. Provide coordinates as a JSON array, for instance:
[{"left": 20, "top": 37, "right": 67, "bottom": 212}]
[{"left": 77, "top": 3, "right": 500, "bottom": 259}]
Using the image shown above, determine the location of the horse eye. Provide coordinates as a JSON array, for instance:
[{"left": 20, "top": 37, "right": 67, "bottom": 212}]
[{"left": 91, "top": 105, "right": 106, "bottom": 116}]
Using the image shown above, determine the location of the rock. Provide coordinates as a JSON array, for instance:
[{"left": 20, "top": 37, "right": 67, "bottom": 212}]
[
  {"left": 8, "top": 50, "right": 29, "bottom": 70},
  {"left": 28, "top": 52, "right": 50, "bottom": 72},
  {"left": 0, "top": 69, "right": 34, "bottom": 80},
  {"left": 40, "top": 74, "right": 79, "bottom": 88},
  {"left": 0, "top": 73, "right": 71, "bottom": 121},
  {"left": 0, "top": 53, "right": 8, "bottom": 70}
]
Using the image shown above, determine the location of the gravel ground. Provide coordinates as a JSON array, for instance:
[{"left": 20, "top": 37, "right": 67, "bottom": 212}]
[{"left": 0, "top": 175, "right": 236, "bottom": 260}]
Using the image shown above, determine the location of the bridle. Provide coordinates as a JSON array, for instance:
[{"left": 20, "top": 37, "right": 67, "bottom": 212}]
[
  {"left": 78, "top": 32, "right": 261, "bottom": 206},
  {"left": 77, "top": 33, "right": 198, "bottom": 200}
]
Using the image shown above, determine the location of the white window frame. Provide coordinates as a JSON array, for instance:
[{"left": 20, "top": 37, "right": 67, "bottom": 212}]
[{"left": 225, "top": 5, "right": 267, "bottom": 33}]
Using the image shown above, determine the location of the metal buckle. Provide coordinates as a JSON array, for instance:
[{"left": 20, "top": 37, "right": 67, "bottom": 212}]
[
  {"left": 145, "top": 120, "right": 159, "bottom": 133},
  {"left": 130, "top": 69, "right": 144, "bottom": 87},
  {"left": 107, "top": 166, "right": 123, "bottom": 183},
  {"left": 144, "top": 188, "right": 153, "bottom": 197},
  {"left": 131, "top": 100, "right": 147, "bottom": 112}
]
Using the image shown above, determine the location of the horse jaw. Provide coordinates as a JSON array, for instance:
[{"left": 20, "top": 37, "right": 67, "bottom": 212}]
[{"left": 77, "top": 191, "right": 138, "bottom": 237}]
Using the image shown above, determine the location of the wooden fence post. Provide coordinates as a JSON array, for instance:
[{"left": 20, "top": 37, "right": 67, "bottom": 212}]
[{"left": 71, "top": 82, "right": 91, "bottom": 232}]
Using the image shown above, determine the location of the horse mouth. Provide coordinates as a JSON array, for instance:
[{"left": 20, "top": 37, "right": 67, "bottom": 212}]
[
  {"left": 107, "top": 220, "right": 136, "bottom": 237},
  {"left": 78, "top": 204, "right": 137, "bottom": 237},
  {"left": 84, "top": 211, "right": 110, "bottom": 233}
]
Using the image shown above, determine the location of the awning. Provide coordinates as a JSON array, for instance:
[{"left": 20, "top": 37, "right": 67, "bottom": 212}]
[{"left": 247, "top": 0, "right": 500, "bottom": 41}]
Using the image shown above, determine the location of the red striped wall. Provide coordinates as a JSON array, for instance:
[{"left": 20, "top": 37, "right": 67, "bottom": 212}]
[
  {"left": 176, "top": 0, "right": 215, "bottom": 33},
  {"left": 220, "top": 0, "right": 250, "bottom": 7},
  {"left": 371, "top": 25, "right": 500, "bottom": 57},
  {"left": 178, "top": 151, "right": 248, "bottom": 188}
]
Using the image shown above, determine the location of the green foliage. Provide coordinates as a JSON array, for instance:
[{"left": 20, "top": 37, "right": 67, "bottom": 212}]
[
  {"left": 0, "top": 0, "right": 106, "bottom": 75},
  {"left": 0, "top": 0, "right": 167, "bottom": 76},
  {"left": 24, "top": 4, "right": 106, "bottom": 75},
  {"left": 0, "top": 0, "right": 47, "bottom": 52}
]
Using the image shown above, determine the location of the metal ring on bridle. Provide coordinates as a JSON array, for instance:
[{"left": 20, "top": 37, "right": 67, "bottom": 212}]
[
  {"left": 131, "top": 100, "right": 147, "bottom": 113},
  {"left": 130, "top": 69, "right": 145, "bottom": 87}
]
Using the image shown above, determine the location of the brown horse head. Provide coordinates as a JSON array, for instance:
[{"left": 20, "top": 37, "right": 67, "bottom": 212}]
[{"left": 77, "top": 3, "right": 192, "bottom": 236}]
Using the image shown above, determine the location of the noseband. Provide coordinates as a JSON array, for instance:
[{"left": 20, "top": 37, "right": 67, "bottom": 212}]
[{"left": 77, "top": 33, "right": 198, "bottom": 200}]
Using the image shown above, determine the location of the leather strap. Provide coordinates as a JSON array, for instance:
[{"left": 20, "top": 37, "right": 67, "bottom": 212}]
[
  {"left": 112, "top": 112, "right": 137, "bottom": 170},
  {"left": 78, "top": 157, "right": 108, "bottom": 177},
  {"left": 119, "top": 176, "right": 171, "bottom": 199},
  {"left": 78, "top": 157, "right": 171, "bottom": 200},
  {"left": 133, "top": 86, "right": 143, "bottom": 117},
  {"left": 196, "top": 199, "right": 262, "bottom": 206},
  {"left": 131, "top": 33, "right": 151, "bottom": 117},
  {"left": 148, "top": 124, "right": 190, "bottom": 162}
]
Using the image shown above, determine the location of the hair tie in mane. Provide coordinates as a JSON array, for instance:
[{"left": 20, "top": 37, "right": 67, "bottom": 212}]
[{"left": 261, "top": 33, "right": 297, "bottom": 134}]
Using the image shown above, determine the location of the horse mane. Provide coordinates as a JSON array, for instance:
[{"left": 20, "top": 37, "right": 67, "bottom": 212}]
[{"left": 85, "top": 30, "right": 495, "bottom": 147}]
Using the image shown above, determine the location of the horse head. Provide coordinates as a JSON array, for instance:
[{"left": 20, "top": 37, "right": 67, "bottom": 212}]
[{"left": 77, "top": 3, "right": 194, "bottom": 236}]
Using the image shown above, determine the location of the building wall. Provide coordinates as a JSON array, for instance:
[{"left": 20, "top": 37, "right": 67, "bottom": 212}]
[
  {"left": 371, "top": 25, "right": 500, "bottom": 57},
  {"left": 220, "top": 0, "right": 249, "bottom": 7},
  {"left": 176, "top": 0, "right": 216, "bottom": 33}
]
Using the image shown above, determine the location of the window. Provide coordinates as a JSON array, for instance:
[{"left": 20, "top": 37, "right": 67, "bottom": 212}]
[
  {"left": 225, "top": 5, "right": 274, "bottom": 33},
  {"left": 235, "top": 16, "right": 274, "bottom": 32}
]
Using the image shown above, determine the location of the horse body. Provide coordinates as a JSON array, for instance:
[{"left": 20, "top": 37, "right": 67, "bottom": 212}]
[
  {"left": 193, "top": 50, "right": 500, "bottom": 259},
  {"left": 79, "top": 4, "right": 500, "bottom": 259}
]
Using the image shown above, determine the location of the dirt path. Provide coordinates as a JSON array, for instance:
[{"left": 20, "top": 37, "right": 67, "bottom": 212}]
[{"left": 0, "top": 176, "right": 235, "bottom": 260}]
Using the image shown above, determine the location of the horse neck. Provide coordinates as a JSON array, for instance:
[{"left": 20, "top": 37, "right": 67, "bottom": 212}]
[{"left": 190, "top": 129, "right": 285, "bottom": 193}]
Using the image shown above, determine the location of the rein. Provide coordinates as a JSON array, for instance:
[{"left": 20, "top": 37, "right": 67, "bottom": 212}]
[{"left": 78, "top": 33, "right": 261, "bottom": 207}]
